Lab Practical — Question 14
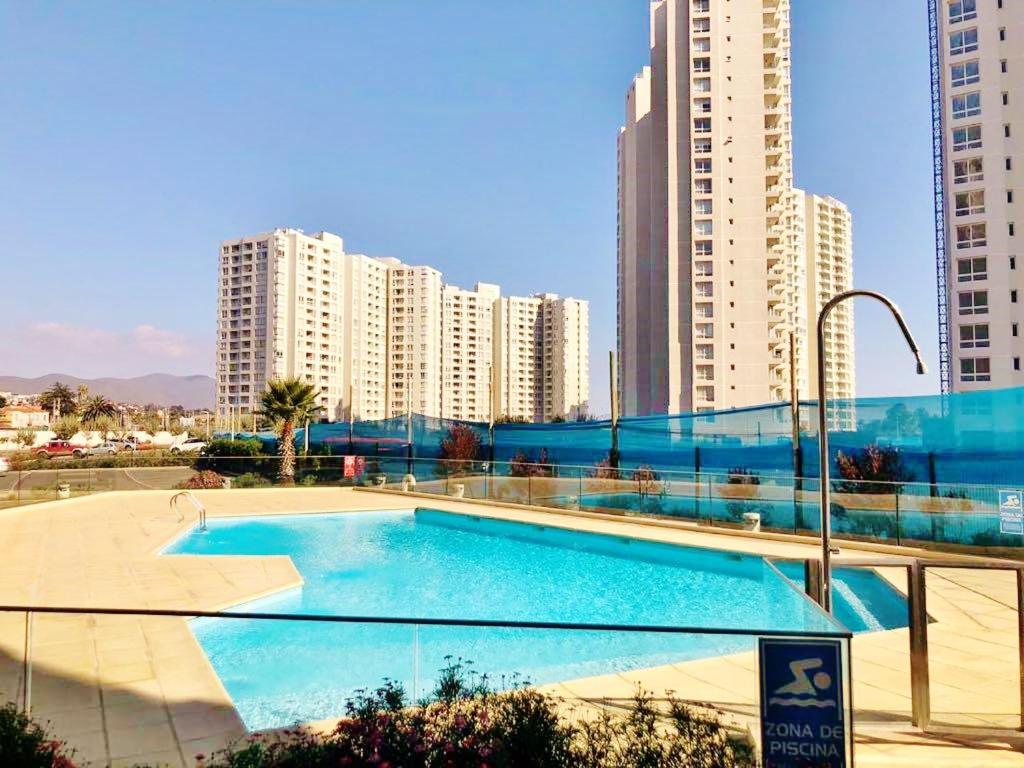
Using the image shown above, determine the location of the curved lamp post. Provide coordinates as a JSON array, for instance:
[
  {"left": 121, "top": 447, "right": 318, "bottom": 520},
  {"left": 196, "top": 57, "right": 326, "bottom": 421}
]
[{"left": 817, "top": 290, "right": 927, "bottom": 613}]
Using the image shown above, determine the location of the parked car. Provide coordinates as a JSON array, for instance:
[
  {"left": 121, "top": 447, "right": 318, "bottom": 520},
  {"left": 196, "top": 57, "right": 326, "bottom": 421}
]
[
  {"left": 169, "top": 438, "right": 207, "bottom": 455},
  {"left": 0, "top": 457, "right": 10, "bottom": 475},
  {"left": 35, "top": 440, "right": 87, "bottom": 459},
  {"left": 105, "top": 439, "right": 136, "bottom": 452},
  {"left": 88, "top": 442, "right": 120, "bottom": 456}
]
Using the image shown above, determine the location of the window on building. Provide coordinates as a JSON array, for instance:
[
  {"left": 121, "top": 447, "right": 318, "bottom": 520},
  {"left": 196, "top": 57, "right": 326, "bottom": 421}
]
[
  {"left": 694, "top": 77, "right": 711, "bottom": 92},
  {"left": 695, "top": 240, "right": 713, "bottom": 256},
  {"left": 695, "top": 199, "right": 713, "bottom": 215},
  {"left": 1009, "top": 157, "right": 1015, "bottom": 171},
  {"left": 694, "top": 138, "right": 712, "bottom": 153},
  {"left": 954, "top": 157, "right": 984, "bottom": 182},
  {"left": 695, "top": 303, "right": 714, "bottom": 318},
  {"left": 694, "top": 117, "right": 712, "bottom": 133},
  {"left": 959, "top": 323, "right": 990, "bottom": 348},
  {"left": 696, "top": 282, "right": 713, "bottom": 298},
  {"left": 1013, "top": 289, "right": 1019, "bottom": 303},
  {"left": 695, "top": 220, "right": 713, "bottom": 236},
  {"left": 1012, "top": 222, "right": 1017, "bottom": 237},
  {"left": 1016, "top": 357, "right": 1022, "bottom": 371},
  {"left": 693, "top": 17, "right": 710, "bottom": 32},
  {"left": 960, "top": 357, "right": 991, "bottom": 382},
  {"left": 954, "top": 189, "right": 985, "bottom": 215},
  {"left": 697, "top": 385, "right": 715, "bottom": 402},
  {"left": 695, "top": 178, "right": 713, "bottom": 194},
  {"left": 951, "top": 60, "right": 980, "bottom": 86},
  {"left": 1006, "top": 124, "right": 1013, "bottom": 138},
  {"left": 956, "top": 222, "right": 986, "bottom": 248},
  {"left": 953, "top": 125, "right": 982, "bottom": 151},
  {"left": 950, "top": 28, "right": 979, "bottom": 55},
  {"left": 695, "top": 158, "right": 712, "bottom": 173},
  {"left": 693, "top": 38, "right": 711, "bottom": 53},
  {"left": 958, "top": 256, "right": 988, "bottom": 281},
  {"left": 696, "top": 344, "right": 714, "bottom": 360},
  {"left": 694, "top": 57, "right": 711, "bottom": 73},
  {"left": 1003, "top": 60, "right": 1009, "bottom": 73},
  {"left": 693, "top": 0, "right": 709, "bottom": 11},
  {"left": 1011, "top": 256, "right": 1017, "bottom": 270},
  {"left": 696, "top": 365, "right": 714, "bottom": 381},
  {"left": 1004, "top": 92, "right": 1010, "bottom": 106},
  {"left": 952, "top": 91, "right": 981, "bottom": 119},
  {"left": 695, "top": 261, "right": 713, "bottom": 276},
  {"left": 696, "top": 323, "right": 714, "bottom": 339},
  {"left": 1009, "top": 190, "right": 1015, "bottom": 203},
  {"left": 694, "top": 97, "right": 712, "bottom": 114},
  {"left": 1013, "top": 322, "right": 1020, "bottom": 337},
  {"left": 949, "top": 0, "right": 977, "bottom": 23},
  {"left": 1000, "top": 27, "right": 1007, "bottom": 41},
  {"left": 958, "top": 289, "right": 989, "bottom": 314}
]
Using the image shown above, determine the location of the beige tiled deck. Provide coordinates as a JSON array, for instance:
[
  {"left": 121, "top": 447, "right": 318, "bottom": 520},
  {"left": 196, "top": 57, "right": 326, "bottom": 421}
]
[{"left": 0, "top": 487, "right": 1021, "bottom": 766}]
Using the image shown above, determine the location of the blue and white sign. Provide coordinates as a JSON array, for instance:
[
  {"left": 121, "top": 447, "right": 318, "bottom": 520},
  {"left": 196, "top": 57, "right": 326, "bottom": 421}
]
[
  {"left": 1000, "top": 490, "right": 1024, "bottom": 536},
  {"left": 759, "top": 638, "right": 850, "bottom": 768}
]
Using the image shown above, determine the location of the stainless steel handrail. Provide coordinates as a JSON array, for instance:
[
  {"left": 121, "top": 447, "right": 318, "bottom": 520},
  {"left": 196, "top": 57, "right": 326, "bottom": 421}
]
[{"left": 170, "top": 491, "right": 206, "bottom": 530}]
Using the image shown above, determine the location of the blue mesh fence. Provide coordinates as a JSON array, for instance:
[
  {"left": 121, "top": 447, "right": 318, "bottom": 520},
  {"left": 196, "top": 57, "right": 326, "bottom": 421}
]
[{"left": 268, "top": 385, "right": 1024, "bottom": 486}]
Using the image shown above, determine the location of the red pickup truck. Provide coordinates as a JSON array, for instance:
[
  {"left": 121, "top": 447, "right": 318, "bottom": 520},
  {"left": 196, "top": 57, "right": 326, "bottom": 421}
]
[{"left": 35, "top": 440, "right": 88, "bottom": 459}]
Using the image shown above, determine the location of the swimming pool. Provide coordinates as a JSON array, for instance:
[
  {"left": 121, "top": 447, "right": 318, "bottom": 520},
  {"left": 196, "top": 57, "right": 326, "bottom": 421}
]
[{"left": 164, "top": 508, "right": 907, "bottom": 730}]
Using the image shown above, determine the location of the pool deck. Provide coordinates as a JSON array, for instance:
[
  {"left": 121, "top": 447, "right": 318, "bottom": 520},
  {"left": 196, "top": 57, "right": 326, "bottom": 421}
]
[{"left": 0, "top": 487, "right": 1020, "bottom": 766}]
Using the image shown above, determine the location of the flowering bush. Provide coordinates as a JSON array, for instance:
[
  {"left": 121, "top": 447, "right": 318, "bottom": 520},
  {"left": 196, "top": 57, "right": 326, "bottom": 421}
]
[
  {"left": 0, "top": 702, "right": 79, "bottom": 768},
  {"left": 178, "top": 470, "right": 226, "bottom": 490},
  {"left": 835, "top": 444, "right": 913, "bottom": 494},
  {"left": 199, "top": 660, "right": 754, "bottom": 768}
]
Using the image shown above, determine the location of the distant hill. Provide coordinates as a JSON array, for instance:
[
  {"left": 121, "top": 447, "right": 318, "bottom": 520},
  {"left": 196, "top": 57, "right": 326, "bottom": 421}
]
[{"left": 0, "top": 373, "right": 215, "bottom": 409}]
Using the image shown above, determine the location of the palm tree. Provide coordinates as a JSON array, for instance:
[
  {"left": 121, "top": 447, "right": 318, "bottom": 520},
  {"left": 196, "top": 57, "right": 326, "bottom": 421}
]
[
  {"left": 80, "top": 395, "right": 117, "bottom": 424},
  {"left": 260, "top": 378, "right": 321, "bottom": 484},
  {"left": 39, "top": 382, "right": 77, "bottom": 417}
]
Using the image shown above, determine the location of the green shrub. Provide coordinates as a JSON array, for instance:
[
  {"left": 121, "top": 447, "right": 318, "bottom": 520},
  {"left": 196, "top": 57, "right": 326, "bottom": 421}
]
[
  {"left": 0, "top": 702, "right": 79, "bottom": 767},
  {"left": 232, "top": 473, "right": 271, "bottom": 488},
  {"left": 726, "top": 467, "right": 760, "bottom": 485},
  {"left": 199, "top": 661, "right": 754, "bottom": 768},
  {"left": 204, "top": 438, "right": 267, "bottom": 457}
]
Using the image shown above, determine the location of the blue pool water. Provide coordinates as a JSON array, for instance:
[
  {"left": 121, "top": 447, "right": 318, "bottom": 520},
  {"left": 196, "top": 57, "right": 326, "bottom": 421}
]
[{"left": 164, "top": 509, "right": 907, "bottom": 730}]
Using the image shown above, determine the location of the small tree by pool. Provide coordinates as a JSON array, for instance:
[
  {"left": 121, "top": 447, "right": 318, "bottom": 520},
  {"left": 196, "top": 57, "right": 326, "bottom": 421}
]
[{"left": 260, "top": 379, "right": 322, "bottom": 485}]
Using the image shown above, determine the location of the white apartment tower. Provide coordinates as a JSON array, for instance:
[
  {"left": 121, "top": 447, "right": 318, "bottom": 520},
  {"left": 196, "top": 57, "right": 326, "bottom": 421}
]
[
  {"left": 934, "top": 0, "right": 1023, "bottom": 391},
  {"left": 617, "top": 0, "right": 854, "bottom": 416},
  {"left": 799, "top": 192, "right": 855, "bottom": 403},
  {"left": 380, "top": 259, "right": 444, "bottom": 418},
  {"left": 495, "top": 295, "right": 590, "bottom": 422},
  {"left": 217, "top": 230, "right": 350, "bottom": 421},
  {"left": 218, "top": 232, "right": 589, "bottom": 426},
  {"left": 441, "top": 282, "right": 500, "bottom": 422}
]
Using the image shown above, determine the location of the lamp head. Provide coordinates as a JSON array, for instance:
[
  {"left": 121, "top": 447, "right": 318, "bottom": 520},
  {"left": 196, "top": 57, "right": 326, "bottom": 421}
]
[{"left": 914, "top": 354, "right": 928, "bottom": 376}]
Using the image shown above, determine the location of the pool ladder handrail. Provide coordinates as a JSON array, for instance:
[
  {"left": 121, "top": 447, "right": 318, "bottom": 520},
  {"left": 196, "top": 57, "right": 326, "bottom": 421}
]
[{"left": 170, "top": 491, "right": 207, "bottom": 531}]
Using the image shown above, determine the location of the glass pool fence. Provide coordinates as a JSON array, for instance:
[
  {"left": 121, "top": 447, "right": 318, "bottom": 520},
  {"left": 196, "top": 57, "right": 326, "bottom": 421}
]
[{"left": 1, "top": 455, "right": 1021, "bottom": 551}]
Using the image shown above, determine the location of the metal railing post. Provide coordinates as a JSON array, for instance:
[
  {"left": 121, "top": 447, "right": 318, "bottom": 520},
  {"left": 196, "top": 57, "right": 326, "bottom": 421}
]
[
  {"left": 21, "top": 610, "right": 32, "bottom": 715},
  {"left": 804, "top": 559, "right": 823, "bottom": 605},
  {"left": 908, "top": 562, "right": 931, "bottom": 730},
  {"left": 1017, "top": 569, "right": 1024, "bottom": 732}
]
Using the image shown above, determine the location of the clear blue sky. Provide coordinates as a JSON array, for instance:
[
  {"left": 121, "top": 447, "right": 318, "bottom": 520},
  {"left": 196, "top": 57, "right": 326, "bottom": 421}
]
[{"left": 0, "top": 1, "right": 938, "bottom": 412}]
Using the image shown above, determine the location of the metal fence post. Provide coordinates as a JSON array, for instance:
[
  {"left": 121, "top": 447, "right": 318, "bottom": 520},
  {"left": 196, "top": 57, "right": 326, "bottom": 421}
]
[
  {"left": 908, "top": 562, "right": 930, "bottom": 730},
  {"left": 1017, "top": 569, "right": 1024, "bottom": 732},
  {"left": 804, "top": 559, "right": 822, "bottom": 605},
  {"left": 21, "top": 610, "right": 32, "bottom": 715}
]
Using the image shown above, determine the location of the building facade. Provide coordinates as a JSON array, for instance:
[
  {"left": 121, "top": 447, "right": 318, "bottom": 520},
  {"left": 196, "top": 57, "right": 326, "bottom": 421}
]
[
  {"left": 441, "top": 282, "right": 500, "bottom": 422},
  {"left": 379, "top": 259, "right": 444, "bottom": 419},
  {"left": 494, "top": 294, "right": 590, "bottom": 422},
  {"left": 934, "top": 0, "right": 1023, "bottom": 391},
  {"left": 218, "top": 231, "right": 589, "bottom": 425},
  {"left": 617, "top": 0, "right": 854, "bottom": 416}
]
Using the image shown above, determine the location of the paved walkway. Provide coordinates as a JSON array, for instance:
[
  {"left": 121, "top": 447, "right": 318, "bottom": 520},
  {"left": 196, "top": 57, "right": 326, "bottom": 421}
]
[{"left": 0, "top": 487, "right": 1020, "bottom": 766}]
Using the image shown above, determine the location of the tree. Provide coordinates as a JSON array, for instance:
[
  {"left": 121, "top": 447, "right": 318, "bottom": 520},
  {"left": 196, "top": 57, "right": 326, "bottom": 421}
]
[
  {"left": 80, "top": 395, "right": 117, "bottom": 424},
  {"left": 835, "top": 444, "right": 914, "bottom": 494},
  {"left": 76, "top": 384, "right": 89, "bottom": 407},
  {"left": 260, "top": 378, "right": 321, "bottom": 484},
  {"left": 438, "top": 423, "right": 483, "bottom": 475},
  {"left": 86, "top": 414, "right": 118, "bottom": 438},
  {"left": 15, "top": 429, "right": 36, "bottom": 449},
  {"left": 38, "top": 382, "right": 77, "bottom": 417},
  {"left": 51, "top": 415, "right": 81, "bottom": 441},
  {"left": 0, "top": 394, "right": 7, "bottom": 410},
  {"left": 495, "top": 414, "right": 529, "bottom": 424}
]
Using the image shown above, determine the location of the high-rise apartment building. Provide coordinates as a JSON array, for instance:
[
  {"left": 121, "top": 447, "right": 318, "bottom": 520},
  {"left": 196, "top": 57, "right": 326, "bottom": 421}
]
[
  {"left": 441, "top": 282, "right": 500, "bottom": 422},
  {"left": 218, "top": 231, "right": 589, "bottom": 425},
  {"left": 494, "top": 295, "right": 590, "bottom": 422},
  {"left": 617, "top": 0, "right": 854, "bottom": 416},
  {"left": 379, "top": 259, "right": 444, "bottom": 419},
  {"left": 217, "top": 229, "right": 349, "bottom": 421},
  {"left": 798, "top": 191, "right": 856, "bottom": 403},
  {"left": 933, "top": 0, "right": 1023, "bottom": 391},
  {"left": 339, "top": 254, "right": 388, "bottom": 420},
  {"left": 543, "top": 297, "right": 590, "bottom": 421}
]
